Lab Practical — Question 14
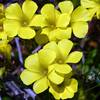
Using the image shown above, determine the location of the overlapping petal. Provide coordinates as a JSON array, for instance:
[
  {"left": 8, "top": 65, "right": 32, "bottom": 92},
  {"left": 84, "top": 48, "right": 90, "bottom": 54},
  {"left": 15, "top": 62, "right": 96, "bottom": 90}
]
[
  {"left": 18, "top": 27, "right": 36, "bottom": 39},
  {"left": 58, "top": 39, "right": 73, "bottom": 58},
  {"left": 49, "top": 63, "right": 72, "bottom": 74},
  {"left": 65, "top": 78, "right": 78, "bottom": 93},
  {"left": 56, "top": 13, "right": 70, "bottom": 28},
  {"left": 38, "top": 49, "right": 56, "bottom": 68},
  {"left": 20, "top": 69, "right": 42, "bottom": 85},
  {"left": 48, "top": 70, "right": 64, "bottom": 84},
  {"left": 33, "top": 76, "right": 48, "bottom": 94},
  {"left": 29, "top": 15, "right": 47, "bottom": 27}
]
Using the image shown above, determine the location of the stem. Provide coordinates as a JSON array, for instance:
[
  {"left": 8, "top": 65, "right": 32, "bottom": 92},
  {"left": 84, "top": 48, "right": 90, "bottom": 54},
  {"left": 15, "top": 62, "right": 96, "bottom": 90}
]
[
  {"left": 15, "top": 37, "right": 23, "bottom": 66},
  {"left": 32, "top": 45, "right": 41, "bottom": 54}
]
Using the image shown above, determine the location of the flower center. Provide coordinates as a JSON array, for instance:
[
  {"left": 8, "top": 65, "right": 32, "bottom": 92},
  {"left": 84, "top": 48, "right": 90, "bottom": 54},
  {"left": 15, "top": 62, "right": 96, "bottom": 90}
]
[
  {"left": 21, "top": 18, "right": 29, "bottom": 27},
  {"left": 42, "top": 68, "right": 48, "bottom": 76},
  {"left": 57, "top": 59, "right": 64, "bottom": 64}
]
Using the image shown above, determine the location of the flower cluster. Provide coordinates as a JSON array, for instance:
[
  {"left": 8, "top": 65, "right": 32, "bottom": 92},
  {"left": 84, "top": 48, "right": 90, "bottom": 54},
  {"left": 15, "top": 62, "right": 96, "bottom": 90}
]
[
  {"left": 0, "top": 0, "right": 98, "bottom": 99},
  {"left": 20, "top": 39, "right": 82, "bottom": 99}
]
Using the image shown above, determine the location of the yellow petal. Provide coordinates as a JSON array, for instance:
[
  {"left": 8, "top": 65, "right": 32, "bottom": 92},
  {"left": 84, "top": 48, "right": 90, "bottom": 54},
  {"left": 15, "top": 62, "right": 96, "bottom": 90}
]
[
  {"left": 25, "top": 53, "right": 41, "bottom": 72},
  {"left": 72, "top": 22, "right": 88, "bottom": 38},
  {"left": 55, "top": 27, "right": 72, "bottom": 40},
  {"left": 18, "top": 27, "right": 35, "bottom": 39},
  {"left": 38, "top": 49, "right": 56, "bottom": 67},
  {"left": 5, "top": 3, "right": 23, "bottom": 20},
  {"left": 41, "top": 4, "right": 57, "bottom": 25},
  {"left": 49, "top": 86, "right": 60, "bottom": 99},
  {"left": 48, "top": 70, "right": 64, "bottom": 84},
  {"left": 58, "top": 1, "right": 73, "bottom": 14},
  {"left": 66, "top": 78, "right": 78, "bottom": 93},
  {"left": 55, "top": 64, "right": 72, "bottom": 74},
  {"left": 81, "top": 0, "right": 97, "bottom": 8},
  {"left": 71, "top": 6, "right": 90, "bottom": 22},
  {"left": 4, "top": 19, "right": 20, "bottom": 37},
  {"left": 43, "top": 41, "right": 60, "bottom": 59},
  {"left": 66, "top": 51, "right": 82, "bottom": 63},
  {"left": 22, "top": 0, "right": 38, "bottom": 20},
  {"left": 58, "top": 39, "right": 73, "bottom": 58},
  {"left": 29, "top": 14, "right": 47, "bottom": 27},
  {"left": 20, "top": 69, "right": 42, "bottom": 85},
  {"left": 61, "top": 88, "right": 74, "bottom": 99},
  {"left": 33, "top": 76, "right": 48, "bottom": 94},
  {"left": 41, "top": 27, "right": 51, "bottom": 36},
  {"left": 56, "top": 13, "right": 70, "bottom": 28}
]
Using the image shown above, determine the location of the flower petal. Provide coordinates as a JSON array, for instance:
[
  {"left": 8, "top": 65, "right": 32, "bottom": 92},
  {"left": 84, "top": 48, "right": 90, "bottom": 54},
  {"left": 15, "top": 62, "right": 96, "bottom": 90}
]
[
  {"left": 81, "top": 0, "right": 97, "bottom": 8},
  {"left": 66, "top": 78, "right": 78, "bottom": 93},
  {"left": 71, "top": 6, "right": 90, "bottom": 22},
  {"left": 20, "top": 69, "right": 42, "bottom": 85},
  {"left": 66, "top": 51, "right": 82, "bottom": 63},
  {"left": 22, "top": 0, "right": 38, "bottom": 20},
  {"left": 55, "top": 27, "right": 72, "bottom": 40},
  {"left": 72, "top": 22, "right": 88, "bottom": 38},
  {"left": 41, "top": 4, "right": 58, "bottom": 24},
  {"left": 18, "top": 27, "right": 35, "bottom": 39},
  {"left": 4, "top": 19, "right": 20, "bottom": 37},
  {"left": 56, "top": 13, "right": 70, "bottom": 28},
  {"left": 33, "top": 76, "right": 48, "bottom": 94},
  {"left": 29, "top": 15, "right": 47, "bottom": 27},
  {"left": 41, "top": 27, "right": 51, "bottom": 36},
  {"left": 49, "top": 85, "right": 60, "bottom": 99},
  {"left": 48, "top": 70, "right": 64, "bottom": 84},
  {"left": 5, "top": 3, "right": 23, "bottom": 20},
  {"left": 61, "top": 88, "right": 74, "bottom": 99},
  {"left": 58, "top": 1, "right": 73, "bottom": 14},
  {"left": 38, "top": 49, "right": 56, "bottom": 67},
  {"left": 55, "top": 64, "right": 72, "bottom": 74},
  {"left": 43, "top": 41, "right": 60, "bottom": 59},
  {"left": 25, "top": 53, "right": 41, "bottom": 72},
  {"left": 58, "top": 39, "right": 73, "bottom": 58}
]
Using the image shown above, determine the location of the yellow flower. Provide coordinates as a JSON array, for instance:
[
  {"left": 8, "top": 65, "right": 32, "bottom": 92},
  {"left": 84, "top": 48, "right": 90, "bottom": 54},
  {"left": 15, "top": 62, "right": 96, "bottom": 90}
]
[
  {"left": 4, "top": 0, "right": 37, "bottom": 39},
  {"left": 30, "top": 3, "right": 72, "bottom": 42},
  {"left": 20, "top": 49, "right": 65, "bottom": 94},
  {"left": 58, "top": 1, "right": 89, "bottom": 38},
  {"left": 44, "top": 39, "right": 82, "bottom": 65},
  {"left": 43, "top": 39, "right": 82, "bottom": 84},
  {"left": 0, "top": 40, "right": 11, "bottom": 59},
  {"left": 81, "top": 0, "right": 100, "bottom": 19},
  {"left": 20, "top": 39, "right": 82, "bottom": 94},
  {"left": 49, "top": 78, "right": 78, "bottom": 100}
]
